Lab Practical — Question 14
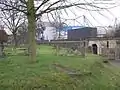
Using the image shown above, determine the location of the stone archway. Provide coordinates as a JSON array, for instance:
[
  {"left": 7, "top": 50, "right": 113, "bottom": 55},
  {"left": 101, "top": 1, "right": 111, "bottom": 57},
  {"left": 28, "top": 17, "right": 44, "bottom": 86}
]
[{"left": 92, "top": 44, "right": 98, "bottom": 54}]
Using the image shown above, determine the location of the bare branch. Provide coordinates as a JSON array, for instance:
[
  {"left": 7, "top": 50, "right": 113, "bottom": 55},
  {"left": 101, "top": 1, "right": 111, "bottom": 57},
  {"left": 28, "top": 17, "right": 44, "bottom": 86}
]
[
  {"left": 35, "top": 0, "right": 50, "bottom": 12},
  {"left": 36, "top": 3, "right": 106, "bottom": 17},
  {"left": 19, "top": 0, "right": 27, "bottom": 5},
  {"left": 0, "top": 0, "right": 27, "bottom": 14},
  {"left": 1, "top": 8, "right": 25, "bottom": 33}
]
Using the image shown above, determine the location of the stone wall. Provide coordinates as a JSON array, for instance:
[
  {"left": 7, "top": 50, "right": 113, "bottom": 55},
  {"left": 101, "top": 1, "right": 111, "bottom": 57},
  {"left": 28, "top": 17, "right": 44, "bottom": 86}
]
[{"left": 89, "top": 40, "right": 116, "bottom": 55}]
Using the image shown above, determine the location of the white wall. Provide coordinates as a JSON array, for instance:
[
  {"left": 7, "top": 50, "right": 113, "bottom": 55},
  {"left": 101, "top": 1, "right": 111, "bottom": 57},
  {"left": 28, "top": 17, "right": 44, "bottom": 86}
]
[
  {"left": 89, "top": 41, "right": 108, "bottom": 55},
  {"left": 89, "top": 40, "right": 117, "bottom": 55},
  {"left": 56, "top": 31, "right": 67, "bottom": 39},
  {"left": 43, "top": 27, "right": 56, "bottom": 40},
  {"left": 89, "top": 41, "right": 101, "bottom": 55}
]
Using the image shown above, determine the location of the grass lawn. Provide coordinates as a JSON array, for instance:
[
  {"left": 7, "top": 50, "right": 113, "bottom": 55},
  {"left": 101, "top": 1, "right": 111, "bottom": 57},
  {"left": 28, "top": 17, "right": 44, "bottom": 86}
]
[{"left": 0, "top": 45, "right": 120, "bottom": 90}]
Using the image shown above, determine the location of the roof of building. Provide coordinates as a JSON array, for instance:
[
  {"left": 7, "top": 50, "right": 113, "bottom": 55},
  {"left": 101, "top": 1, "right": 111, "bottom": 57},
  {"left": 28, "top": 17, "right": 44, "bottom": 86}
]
[
  {"left": 62, "top": 26, "right": 84, "bottom": 31},
  {"left": 4, "top": 28, "right": 12, "bottom": 35},
  {"left": 0, "top": 30, "right": 7, "bottom": 35},
  {"left": 60, "top": 26, "right": 97, "bottom": 31}
]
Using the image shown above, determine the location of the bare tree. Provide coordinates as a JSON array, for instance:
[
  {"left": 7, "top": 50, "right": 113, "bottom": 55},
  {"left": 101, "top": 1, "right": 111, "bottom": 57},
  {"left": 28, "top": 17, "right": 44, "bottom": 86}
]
[
  {"left": 104, "top": 26, "right": 115, "bottom": 38},
  {"left": 0, "top": 0, "right": 112, "bottom": 62},
  {"left": 36, "top": 20, "right": 45, "bottom": 41},
  {"left": 114, "top": 24, "right": 120, "bottom": 37},
  {"left": 17, "top": 21, "right": 28, "bottom": 45},
  {"left": 0, "top": 2, "right": 25, "bottom": 47}
]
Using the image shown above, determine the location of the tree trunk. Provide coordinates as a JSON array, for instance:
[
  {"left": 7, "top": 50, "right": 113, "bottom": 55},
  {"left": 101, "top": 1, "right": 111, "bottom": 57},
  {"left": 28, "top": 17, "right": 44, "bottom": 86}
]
[
  {"left": 13, "top": 33, "right": 18, "bottom": 47},
  {"left": 27, "top": 0, "right": 36, "bottom": 62}
]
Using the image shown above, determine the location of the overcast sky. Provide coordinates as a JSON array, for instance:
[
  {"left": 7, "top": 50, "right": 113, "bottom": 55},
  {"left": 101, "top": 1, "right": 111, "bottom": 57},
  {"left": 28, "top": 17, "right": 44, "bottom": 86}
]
[
  {"left": 2, "top": 0, "right": 120, "bottom": 35},
  {"left": 41, "top": 0, "right": 120, "bottom": 27}
]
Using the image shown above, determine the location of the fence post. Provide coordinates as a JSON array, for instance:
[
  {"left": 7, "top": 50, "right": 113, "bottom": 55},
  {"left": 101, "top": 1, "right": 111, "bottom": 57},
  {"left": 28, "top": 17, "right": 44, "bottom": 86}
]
[{"left": 80, "top": 39, "right": 85, "bottom": 57}]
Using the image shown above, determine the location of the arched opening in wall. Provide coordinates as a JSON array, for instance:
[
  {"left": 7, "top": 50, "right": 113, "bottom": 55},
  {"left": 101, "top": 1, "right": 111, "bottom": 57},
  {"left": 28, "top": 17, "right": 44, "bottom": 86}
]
[{"left": 92, "top": 44, "right": 98, "bottom": 54}]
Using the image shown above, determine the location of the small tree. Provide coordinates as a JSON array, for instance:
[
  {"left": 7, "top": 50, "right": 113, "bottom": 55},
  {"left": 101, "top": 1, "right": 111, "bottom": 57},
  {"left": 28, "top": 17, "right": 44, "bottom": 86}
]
[{"left": 17, "top": 21, "right": 28, "bottom": 45}]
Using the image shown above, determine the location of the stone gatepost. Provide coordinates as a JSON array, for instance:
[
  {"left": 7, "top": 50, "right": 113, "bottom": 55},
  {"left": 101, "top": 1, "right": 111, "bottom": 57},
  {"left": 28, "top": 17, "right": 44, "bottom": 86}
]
[
  {"left": 0, "top": 42, "right": 4, "bottom": 57},
  {"left": 115, "top": 40, "right": 120, "bottom": 60},
  {"left": 0, "top": 46, "right": 2, "bottom": 56}
]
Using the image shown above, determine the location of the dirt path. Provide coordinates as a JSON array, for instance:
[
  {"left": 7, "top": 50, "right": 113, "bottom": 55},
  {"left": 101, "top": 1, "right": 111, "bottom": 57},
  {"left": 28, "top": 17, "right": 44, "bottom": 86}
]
[
  {"left": 109, "top": 60, "right": 120, "bottom": 67},
  {"left": 52, "top": 63, "right": 92, "bottom": 77}
]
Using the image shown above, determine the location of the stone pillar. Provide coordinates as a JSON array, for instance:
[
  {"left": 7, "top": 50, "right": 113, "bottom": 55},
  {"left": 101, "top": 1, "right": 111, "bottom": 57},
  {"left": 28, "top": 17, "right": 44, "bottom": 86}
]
[
  {"left": 0, "top": 42, "right": 5, "bottom": 57},
  {"left": 115, "top": 41, "right": 120, "bottom": 60},
  {"left": 0, "top": 46, "right": 2, "bottom": 56},
  {"left": 80, "top": 41, "right": 85, "bottom": 57}
]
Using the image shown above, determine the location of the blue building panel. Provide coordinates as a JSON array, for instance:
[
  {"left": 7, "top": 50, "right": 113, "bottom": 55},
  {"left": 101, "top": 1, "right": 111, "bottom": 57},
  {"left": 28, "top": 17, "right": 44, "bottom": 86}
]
[
  {"left": 68, "top": 27, "right": 97, "bottom": 40},
  {"left": 62, "top": 26, "right": 84, "bottom": 31},
  {"left": 57, "top": 26, "right": 85, "bottom": 32}
]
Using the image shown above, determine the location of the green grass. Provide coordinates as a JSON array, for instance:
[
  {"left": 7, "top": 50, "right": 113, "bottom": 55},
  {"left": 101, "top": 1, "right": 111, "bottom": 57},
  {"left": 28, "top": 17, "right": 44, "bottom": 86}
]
[{"left": 0, "top": 45, "right": 120, "bottom": 90}]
